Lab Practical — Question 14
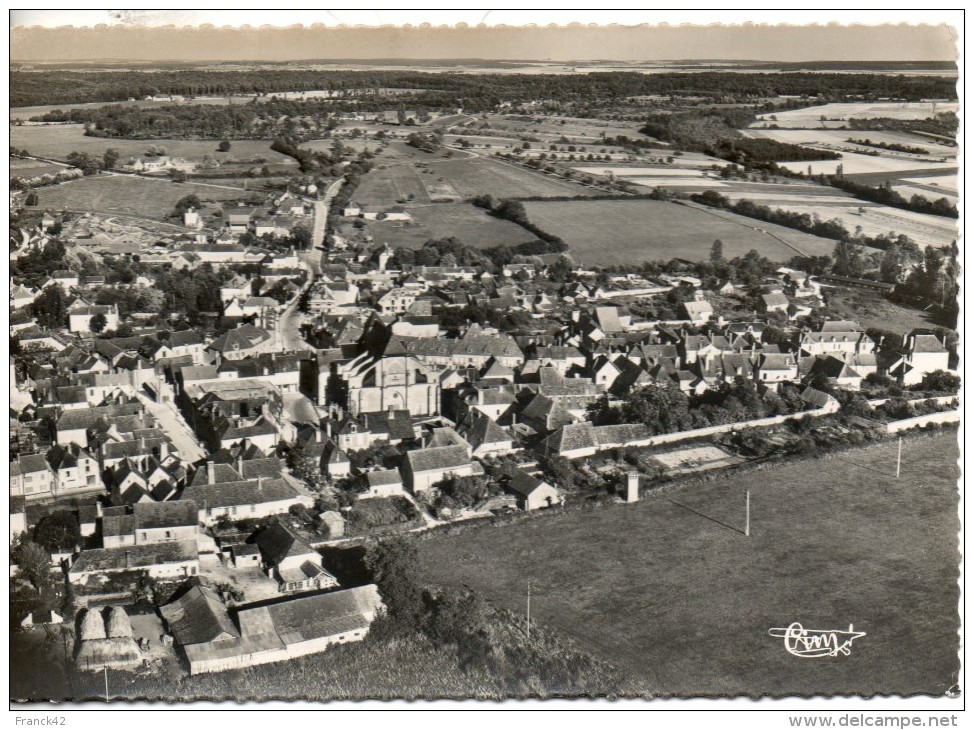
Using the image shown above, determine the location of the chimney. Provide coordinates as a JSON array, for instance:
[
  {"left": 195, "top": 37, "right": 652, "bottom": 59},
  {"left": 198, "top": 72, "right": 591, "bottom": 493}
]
[
  {"left": 160, "top": 441, "right": 169, "bottom": 461},
  {"left": 125, "top": 551, "right": 132, "bottom": 569},
  {"left": 207, "top": 461, "right": 215, "bottom": 484},
  {"left": 96, "top": 501, "right": 103, "bottom": 518},
  {"left": 237, "top": 455, "right": 245, "bottom": 477},
  {"left": 257, "top": 476, "right": 264, "bottom": 491},
  {"left": 625, "top": 472, "right": 640, "bottom": 504}
]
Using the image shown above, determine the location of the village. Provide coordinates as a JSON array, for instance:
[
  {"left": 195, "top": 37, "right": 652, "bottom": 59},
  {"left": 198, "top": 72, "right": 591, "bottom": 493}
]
[{"left": 7, "top": 46, "right": 961, "bottom": 701}]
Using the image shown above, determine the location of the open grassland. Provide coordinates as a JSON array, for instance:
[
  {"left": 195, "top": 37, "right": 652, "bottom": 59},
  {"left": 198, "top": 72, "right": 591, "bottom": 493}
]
[
  {"left": 31, "top": 175, "right": 257, "bottom": 220},
  {"left": 821, "top": 289, "right": 940, "bottom": 335},
  {"left": 418, "top": 432, "right": 960, "bottom": 697},
  {"left": 744, "top": 128, "right": 955, "bottom": 158},
  {"left": 10, "top": 124, "right": 296, "bottom": 167},
  {"left": 429, "top": 156, "right": 600, "bottom": 199},
  {"left": 776, "top": 151, "right": 956, "bottom": 178},
  {"left": 355, "top": 163, "right": 433, "bottom": 205},
  {"left": 365, "top": 203, "right": 536, "bottom": 249},
  {"left": 10, "top": 156, "right": 68, "bottom": 178},
  {"left": 522, "top": 199, "right": 838, "bottom": 263}
]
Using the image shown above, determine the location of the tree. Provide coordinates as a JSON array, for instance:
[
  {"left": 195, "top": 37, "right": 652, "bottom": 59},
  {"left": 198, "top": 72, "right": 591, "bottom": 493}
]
[
  {"left": 918, "top": 370, "right": 960, "bottom": 394},
  {"left": 288, "top": 223, "right": 312, "bottom": 249},
  {"left": 710, "top": 239, "right": 725, "bottom": 265},
  {"left": 34, "top": 511, "right": 81, "bottom": 553},
  {"left": 66, "top": 151, "right": 101, "bottom": 175},
  {"left": 102, "top": 148, "right": 119, "bottom": 169},
  {"left": 25, "top": 190, "right": 38, "bottom": 206},
  {"left": 13, "top": 538, "right": 54, "bottom": 593},
  {"left": 364, "top": 537, "right": 424, "bottom": 624},
  {"left": 218, "top": 139, "right": 231, "bottom": 152},
  {"left": 622, "top": 382, "right": 693, "bottom": 435},
  {"left": 89, "top": 312, "right": 108, "bottom": 333},
  {"left": 32, "top": 284, "right": 68, "bottom": 328}
]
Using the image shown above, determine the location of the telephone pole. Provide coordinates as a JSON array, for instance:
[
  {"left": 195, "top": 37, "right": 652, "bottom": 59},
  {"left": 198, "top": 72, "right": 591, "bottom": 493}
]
[
  {"left": 896, "top": 437, "right": 902, "bottom": 479},
  {"left": 526, "top": 580, "right": 532, "bottom": 640},
  {"left": 104, "top": 666, "right": 109, "bottom": 702}
]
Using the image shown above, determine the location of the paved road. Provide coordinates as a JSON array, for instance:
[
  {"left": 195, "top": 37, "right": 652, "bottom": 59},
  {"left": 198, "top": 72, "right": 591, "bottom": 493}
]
[
  {"left": 275, "top": 178, "right": 346, "bottom": 351},
  {"left": 137, "top": 393, "right": 206, "bottom": 462}
]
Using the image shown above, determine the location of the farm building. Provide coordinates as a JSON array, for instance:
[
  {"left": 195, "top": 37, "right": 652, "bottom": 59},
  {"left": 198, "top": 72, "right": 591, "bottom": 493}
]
[
  {"left": 255, "top": 522, "right": 339, "bottom": 594},
  {"left": 68, "top": 540, "right": 199, "bottom": 584},
  {"left": 504, "top": 470, "right": 563, "bottom": 511},
  {"left": 164, "top": 584, "right": 384, "bottom": 675}
]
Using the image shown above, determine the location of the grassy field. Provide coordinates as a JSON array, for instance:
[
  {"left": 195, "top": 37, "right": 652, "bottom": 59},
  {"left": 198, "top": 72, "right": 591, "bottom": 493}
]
[
  {"left": 824, "top": 289, "right": 941, "bottom": 334},
  {"left": 10, "top": 124, "right": 296, "bottom": 167},
  {"left": 365, "top": 203, "right": 536, "bottom": 249},
  {"left": 429, "top": 157, "right": 599, "bottom": 199},
  {"left": 10, "top": 156, "right": 69, "bottom": 178},
  {"left": 418, "top": 432, "right": 961, "bottom": 697},
  {"left": 522, "top": 199, "right": 838, "bottom": 263},
  {"left": 31, "top": 175, "right": 258, "bottom": 220},
  {"left": 355, "top": 163, "right": 433, "bottom": 205}
]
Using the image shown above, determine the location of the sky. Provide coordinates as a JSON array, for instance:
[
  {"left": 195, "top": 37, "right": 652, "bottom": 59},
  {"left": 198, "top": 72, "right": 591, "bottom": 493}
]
[{"left": 9, "top": 10, "right": 960, "bottom": 63}]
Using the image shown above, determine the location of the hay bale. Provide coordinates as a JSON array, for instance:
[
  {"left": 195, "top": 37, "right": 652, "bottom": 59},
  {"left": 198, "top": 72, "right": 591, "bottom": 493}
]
[
  {"left": 106, "top": 606, "right": 133, "bottom": 639},
  {"left": 80, "top": 609, "right": 106, "bottom": 641}
]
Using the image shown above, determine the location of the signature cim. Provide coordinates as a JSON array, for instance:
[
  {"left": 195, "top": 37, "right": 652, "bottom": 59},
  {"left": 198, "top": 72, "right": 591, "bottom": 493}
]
[{"left": 768, "top": 622, "right": 866, "bottom": 658}]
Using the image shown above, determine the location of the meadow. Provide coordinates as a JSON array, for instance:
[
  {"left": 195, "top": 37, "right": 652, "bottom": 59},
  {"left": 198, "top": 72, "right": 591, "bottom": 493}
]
[
  {"left": 417, "top": 431, "right": 961, "bottom": 697},
  {"left": 9, "top": 124, "right": 296, "bottom": 167},
  {"left": 29, "top": 175, "right": 258, "bottom": 220},
  {"left": 428, "top": 156, "right": 599, "bottom": 199},
  {"left": 9, "top": 156, "right": 69, "bottom": 179},
  {"left": 752, "top": 101, "right": 959, "bottom": 127},
  {"left": 522, "top": 199, "right": 838, "bottom": 263},
  {"left": 363, "top": 203, "right": 537, "bottom": 250}
]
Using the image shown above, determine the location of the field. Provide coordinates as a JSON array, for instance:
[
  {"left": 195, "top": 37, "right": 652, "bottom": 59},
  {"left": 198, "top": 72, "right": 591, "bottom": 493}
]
[
  {"left": 364, "top": 203, "right": 537, "bottom": 249},
  {"left": 821, "top": 289, "right": 941, "bottom": 335},
  {"left": 521, "top": 199, "right": 839, "bottom": 263},
  {"left": 9, "top": 124, "right": 297, "bottom": 167},
  {"left": 744, "top": 128, "right": 955, "bottom": 159},
  {"left": 774, "top": 151, "right": 956, "bottom": 178},
  {"left": 418, "top": 432, "right": 960, "bottom": 696},
  {"left": 428, "top": 156, "right": 600, "bottom": 199},
  {"left": 30, "top": 175, "right": 257, "bottom": 220},
  {"left": 752, "top": 102, "right": 959, "bottom": 127},
  {"left": 9, "top": 156, "right": 69, "bottom": 179}
]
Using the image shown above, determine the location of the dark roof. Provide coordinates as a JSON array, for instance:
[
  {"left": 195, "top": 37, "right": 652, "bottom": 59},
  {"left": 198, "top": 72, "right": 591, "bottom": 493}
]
[
  {"left": 69, "top": 541, "right": 197, "bottom": 574},
  {"left": 505, "top": 470, "right": 552, "bottom": 498},
  {"left": 134, "top": 500, "right": 198, "bottom": 531},
  {"left": 160, "top": 585, "right": 240, "bottom": 646},
  {"left": 405, "top": 445, "right": 470, "bottom": 474},
  {"left": 181, "top": 477, "right": 302, "bottom": 509},
  {"left": 366, "top": 469, "right": 403, "bottom": 488},
  {"left": 255, "top": 522, "right": 316, "bottom": 567}
]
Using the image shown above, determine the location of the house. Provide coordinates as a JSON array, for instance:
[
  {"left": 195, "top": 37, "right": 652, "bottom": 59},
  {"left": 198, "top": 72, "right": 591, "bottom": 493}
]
[
  {"left": 682, "top": 299, "right": 714, "bottom": 325},
  {"left": 68, "top": 541, "right": 200, "bottom": 584},
  {"left": 274, "top": 193, "right": 307, "bottom": 217},
  {"left": 362, "top": 469, "right": 405, "bottom": 499},
  {"left": 798, "top": 321, "right": 874, "bottom": 357},
  {"left": 318, "top": 511, "right": 345, "bottom": 538},
  {"left": 760, "top": 292, "right": 790, "bottom": 314},
  {"left": 886, "top": 333, "right": 951, "bottom": 386},
  {"left": 10, "top": 454, "right": 55, "bottom": 501},
  {"left": 254, "top": 217, "right": 292, "bottom": 238},
  {"left": 10, "top": 284, "right": 37, "bottom": 309},
  {"left": 132, "top": 501, "right": 199, "bottom": 545},
  {"left": 69, "top": 304, "right": 120, "bottom": 334},
  {"left": 504, "top": 470, "right": 563, "bottom": 511},
  {"left": 402, "top": 445, "right": 481, "bottom": 493},
  {"left": 181, "top": 462, "right": 313, "bottom": 526},
  {"left": 46, "top": 443, "right": 102, "bottom": 496},
  {"left": 456, "top": 412, "right": 516, "bottom": 458},
  {"left": 255, "top": 522, "right": 339, "bottom": 594},
  {"left": 321, "top": 440, "right": 351, "bottom": 478},
  {"left": 206, "top": 324, "right": 275, "bottom": 362},
  {"left": 224, "top": 207, "right": 257, "bottom": 232}
]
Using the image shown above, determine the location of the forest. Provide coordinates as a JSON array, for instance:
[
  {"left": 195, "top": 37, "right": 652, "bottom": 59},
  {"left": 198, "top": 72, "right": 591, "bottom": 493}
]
[{"left": 11, "top": 69, "right": 958, "bottom": 108}]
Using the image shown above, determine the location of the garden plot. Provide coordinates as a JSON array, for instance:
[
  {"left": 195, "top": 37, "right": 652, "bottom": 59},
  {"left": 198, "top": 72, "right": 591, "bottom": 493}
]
[{"left": 648, "top": 445, "right": 744, "bottom": 476}]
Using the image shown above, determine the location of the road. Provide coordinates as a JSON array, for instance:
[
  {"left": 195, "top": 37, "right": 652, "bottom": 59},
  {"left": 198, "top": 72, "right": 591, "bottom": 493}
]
[
  {"left": 136, "top": 393, "right": 206, "bottom": 463},
  {"left": 275, "top": 177, "right": 345, "bottom": 352}
]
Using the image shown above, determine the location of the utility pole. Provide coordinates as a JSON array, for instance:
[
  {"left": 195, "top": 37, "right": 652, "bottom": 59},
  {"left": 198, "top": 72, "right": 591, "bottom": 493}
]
[
  {"left": 896, "top": 437, "right": 902, "bottom": 479},
  {"left": 104, "top": 666, "right": 109, "bottom": 702},
  {"left": 745, "top": 490, "right": 751, "bottom": 537},
  {"left": 526, "top": 580, "right": 531, "bottom": 640}
]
